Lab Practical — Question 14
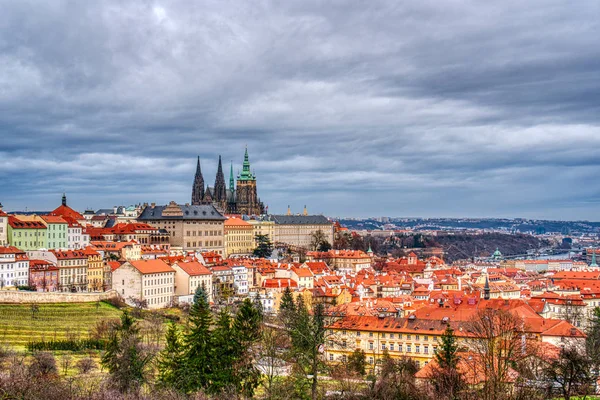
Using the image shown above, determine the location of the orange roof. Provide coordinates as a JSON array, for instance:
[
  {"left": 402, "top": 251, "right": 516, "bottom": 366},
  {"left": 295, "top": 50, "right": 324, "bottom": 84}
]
[
  {"left": 128, "top": 259, "right": 174, "bottom": 275},
  {"left": 8, "top": 216, "right": 46, "bottom": 229},
  {"left": 175, "top": 261, "right": 211, "bottom": 276},
  {"left": 50, "top": 204, "right": 84, "bottom": 221},
  {"left": 40, "top": 215, "right": 67, "bottom": 224},
  {"left": 0, "top": 246, "right": 26, "bottom": 255},
  {"left": 224, "top": 217, "right": 252, "bottom": 228}
]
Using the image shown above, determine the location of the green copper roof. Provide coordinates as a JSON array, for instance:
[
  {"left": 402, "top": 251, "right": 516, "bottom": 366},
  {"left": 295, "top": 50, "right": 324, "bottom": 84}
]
[
  {"left": 591, "top": 247, "right": 598, "bottom": 267},
  {"left": 238, "top": 147, "right": 255, "bottom": 181},
  {"left": 229, "top": 161, "right": 235, "bottom": 191}
]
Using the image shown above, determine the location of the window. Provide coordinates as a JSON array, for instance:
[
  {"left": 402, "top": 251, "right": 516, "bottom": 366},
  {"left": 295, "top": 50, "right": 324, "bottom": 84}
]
[
  {"left": 407, "top": 344, "right": 411, "bottom": 353},
  {"left": 369, "top": 342, "right": 373, "bottom": 350},
  {"left": 390, "top": 343, "right": 394, "bottom": 351},
  {"left": 368, "top": 357, "right": 373, "bottom": 364}
]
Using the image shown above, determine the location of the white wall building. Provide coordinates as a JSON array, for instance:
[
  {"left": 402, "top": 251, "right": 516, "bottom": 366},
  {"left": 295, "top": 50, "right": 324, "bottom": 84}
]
[
  {"left": 112, "top": 259, "right": 175, "bottom": 309},
  {"left": 0, "top": 205, "right": 8, "bottom": 246},
  {"left": 0, "top": 246, "right": 30, "bottom": 288},
  {"left": 172, "top": 261, "right": 213, "bottom": 302},
  {"left": 68, "top": 221, "right": 90, "bottom": 250},
  {"left": 232, "top": 265, "right": 249, "bottom": 295}
]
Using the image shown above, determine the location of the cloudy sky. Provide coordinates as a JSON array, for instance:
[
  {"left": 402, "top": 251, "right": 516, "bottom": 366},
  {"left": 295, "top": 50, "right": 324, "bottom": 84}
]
[{"left": 1, "top": 1, "right": 599, "bottom": 220}]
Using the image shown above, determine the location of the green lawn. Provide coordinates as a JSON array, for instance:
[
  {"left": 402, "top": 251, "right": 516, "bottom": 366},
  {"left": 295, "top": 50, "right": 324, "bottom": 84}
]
[{"left": 0, "top": 302, "right": 123, "bottom": 351}]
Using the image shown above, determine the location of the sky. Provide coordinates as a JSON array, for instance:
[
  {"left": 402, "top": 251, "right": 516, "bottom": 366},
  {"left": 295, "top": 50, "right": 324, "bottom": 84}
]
[{"left": 1, "top": 1, "right": 599, "bottom": 220}]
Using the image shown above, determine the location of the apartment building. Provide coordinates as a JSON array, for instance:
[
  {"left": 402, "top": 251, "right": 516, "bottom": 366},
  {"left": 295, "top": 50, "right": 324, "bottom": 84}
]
[
  {"left": 172, "top": 261, "right": 213, "bottom": 302},
  {"left": 138, "top": 202, "right": 226, "bottom": 255},
  {"left": 112, "top": 259, "right": 175, "bottom": 309}
]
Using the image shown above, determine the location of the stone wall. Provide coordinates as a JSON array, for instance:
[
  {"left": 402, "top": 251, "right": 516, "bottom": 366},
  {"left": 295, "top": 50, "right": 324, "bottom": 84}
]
[{"left": 0, "top": 290, "right": 119, "bottom": 304}]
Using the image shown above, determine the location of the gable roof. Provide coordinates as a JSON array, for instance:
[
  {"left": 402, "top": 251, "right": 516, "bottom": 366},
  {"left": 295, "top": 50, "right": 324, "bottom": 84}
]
[
  {"left": 138, "top": 203, "right": 225, "bottom": 221},
  {"left": 175, "top": 261, "right": 212, "bottom": 276},
  {"left": 127, "top": 259, "right": 175, "bottom": 274}
]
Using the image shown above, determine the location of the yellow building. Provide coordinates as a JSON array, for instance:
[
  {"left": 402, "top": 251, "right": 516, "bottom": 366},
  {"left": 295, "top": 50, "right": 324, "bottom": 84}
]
[
  {"left": 325, "top": 301, "right": 585, "bottom": 371},
  {"left": 84, "top": 247, "right": 104, "bottom": 291},
  {"left": 247, "top": 218, "right": 275, "bottom": 247},
  {"left": 224, "top": 217, "right": 254, "bottom": 257}
]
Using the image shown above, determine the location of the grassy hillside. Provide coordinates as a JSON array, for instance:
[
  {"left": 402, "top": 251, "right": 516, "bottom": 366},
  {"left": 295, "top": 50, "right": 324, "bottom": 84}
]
[{"left": 0, "top": 302, "right": 123, "bottom": 350}]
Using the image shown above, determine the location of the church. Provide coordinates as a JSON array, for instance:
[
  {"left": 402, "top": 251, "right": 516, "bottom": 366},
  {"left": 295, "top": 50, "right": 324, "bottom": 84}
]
[{"left": 191, "top": 148, "right": 265, "bottom": 216}]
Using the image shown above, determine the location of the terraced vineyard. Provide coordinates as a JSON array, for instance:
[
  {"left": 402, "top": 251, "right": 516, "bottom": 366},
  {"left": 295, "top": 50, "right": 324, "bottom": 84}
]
[{"left": 0, "top": 302, "right": 123, "bottom": 350}]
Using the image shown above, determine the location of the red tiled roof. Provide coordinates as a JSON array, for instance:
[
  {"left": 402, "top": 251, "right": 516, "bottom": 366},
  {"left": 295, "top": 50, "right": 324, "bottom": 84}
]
[
  {"left": 175, "top": 261, "right": 211, "bottom": 276},
  {"left": 128, "top": 259, "right": 174, "bottom": 275},
  {"left": 8, "top": 216, "right": 46, "bottom": 229},
  {"left": 50, "top": 204, "right": 84, "bottom": 221},
  {"left": 0, "top": 246, "right": 26, "bottom": 255}
]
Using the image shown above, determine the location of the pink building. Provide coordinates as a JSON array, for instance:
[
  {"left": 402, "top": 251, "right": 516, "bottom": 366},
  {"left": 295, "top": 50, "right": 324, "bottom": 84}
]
[{"left": 29, "top": 259, "right": 59, "bottom": 292}]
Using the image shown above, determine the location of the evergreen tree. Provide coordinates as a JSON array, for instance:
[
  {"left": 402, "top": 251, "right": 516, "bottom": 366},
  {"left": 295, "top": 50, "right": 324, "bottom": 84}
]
[
  {"left": 233, "top": 299, "right": 263, "bottom": 397},
  {"left": 279, "top": 286, "right": 296, "bottom": 325},
  {"left": 435, "top": 325, "right": 459, "bottom": 369},
  {"left": 431, "top": 325, "right": 464, "bottom": 400},
  {"left": 348, "top": 349, "right": 366, "bottom": 376},
  {"left": 157, "top": 322, "right": 183, "bottom": 389},
  {"left": 210, "top": 309, "right": 237, "bottom": 394},
  {"left": 102, "top": 311, "right": 153, "bottom": 394},
  {"left": 254, "top": 234, "right": 273, "bottom": 258},
  {"left": 181, "top": 285, "right": 213, "bottom": 393}
]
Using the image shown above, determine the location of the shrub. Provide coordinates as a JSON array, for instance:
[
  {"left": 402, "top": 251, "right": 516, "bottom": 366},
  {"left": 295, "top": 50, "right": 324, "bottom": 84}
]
[
  {"left": 29, "top": 352, "right": 58, "bottom": 377},
  {"left": 27, "top": 339, "right": 106, "bottom": 352},
  {"left": 76, "top": 357, "right": 97, "bottom": 374}
]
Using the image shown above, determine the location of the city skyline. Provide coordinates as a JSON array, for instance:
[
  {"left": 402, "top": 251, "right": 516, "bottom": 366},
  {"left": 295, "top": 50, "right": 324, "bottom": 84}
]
[{"left": 2, "top": 1, "right": 599, "bottom": 219}]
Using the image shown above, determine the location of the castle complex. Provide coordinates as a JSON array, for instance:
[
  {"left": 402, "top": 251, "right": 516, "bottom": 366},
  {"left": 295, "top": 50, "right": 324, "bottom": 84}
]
[{"left": 191, "top": 148, "right": 264, "bottom": 216}]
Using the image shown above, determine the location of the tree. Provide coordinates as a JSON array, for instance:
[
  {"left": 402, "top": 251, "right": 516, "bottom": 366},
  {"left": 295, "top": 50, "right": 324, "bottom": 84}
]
[
  {"left": 101, "top": 311, "right": 154, "bottom": 394},
  {"left": 157, "top": 322, "right": 183, "bottom": 389},
  {"left": 318, "top": 240, "right": 332, "bottom": 252},
  {"left": 180, "top": 285, "right": 213, "bottom": 394},
  {"left": 232, "top": 299, "right": 263, "bottom": 397},
  {"left": 466, "top": 309, "right": 529, "bottom": 400},
  {"left": 285, "top": 297, "right": 335, "bottom": 400},
  {"left": 586, "top": 306, "right": 600, "bottom": 382},
  {"left": 279, "top": 286, "right": 296, "bottom": 325},
  {"left": 347, "top": 348, "right": 366, "bottom": 376},
  {"left": 210, "top": 308, "right": 237, "bottom": 394},
  {"left": 75, "top": 357, "right": 97, "bottom": 374},
  {"left": 254, "top": 234, "right": 274, "bottom": 258},
  {"left": 258, "top": 326, "right": 290, "bottom": 399},
  {"left": 544, "top": 345, "right": 593, "bottom": 400},
  {"left": 370, "top": 352, "right": 424, "bottom": 400},
  {"left": 429, "top": 326, "right": 464, "bottom": 400},
  {"left": 29, "top": 352, "right": 58, "bottom": 378},
  {"left": 310, "top": 230, "right": 329, "bottom": 251}
]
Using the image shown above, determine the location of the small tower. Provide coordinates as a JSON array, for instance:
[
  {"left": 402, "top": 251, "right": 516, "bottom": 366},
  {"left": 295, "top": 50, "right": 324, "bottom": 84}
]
[
  {"left": 484, "top": 274, "right": 491, "bottom": 300},
  {"left": 62, "top": 193, "right": 67, "bottom": 206},
  {"left": 591, "top": 246, "right": 598, "bottom": 268},
  {"left": 287, "top": 205, "right": 291, "bottom": 216},
  {"left": 303, "top": 205, "right": 308, "bottom": 216}
]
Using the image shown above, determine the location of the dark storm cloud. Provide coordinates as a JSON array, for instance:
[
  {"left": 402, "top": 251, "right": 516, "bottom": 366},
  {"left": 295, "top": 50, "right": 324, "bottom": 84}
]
[{"left": 1, "top": 0, "right": 599, "bottom": 219}]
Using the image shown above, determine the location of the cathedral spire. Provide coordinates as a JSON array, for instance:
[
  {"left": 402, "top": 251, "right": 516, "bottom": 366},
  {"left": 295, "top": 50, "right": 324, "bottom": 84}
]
[
  {"left": 239, "top": 147, "right": 254, "bottom": 181},
  {"left": 191, "top": 156, "right": 205, "bottom": 205},
  {"left": 229, "top": 161, "right": 235, "bottom": 193},
  {"left": 214, "top": 155, "right": 226, "bottom": 202},
  {"left": 62, "top": 193, "right": 67, "bottom": 206}
]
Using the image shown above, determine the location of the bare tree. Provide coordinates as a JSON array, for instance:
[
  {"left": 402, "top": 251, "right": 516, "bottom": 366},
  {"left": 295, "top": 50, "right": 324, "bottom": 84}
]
[
  {"left": 465, "top": 308, "right": 530, "bottom": 400},
  {"left": 543, "top": 344, "right": 593, "bottom": 400}
]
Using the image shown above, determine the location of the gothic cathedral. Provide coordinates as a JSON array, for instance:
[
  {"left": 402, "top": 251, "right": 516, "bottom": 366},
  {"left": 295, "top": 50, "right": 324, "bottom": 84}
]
[{"left": 191, "top": 148, "right": 265, "bottom": 215}]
